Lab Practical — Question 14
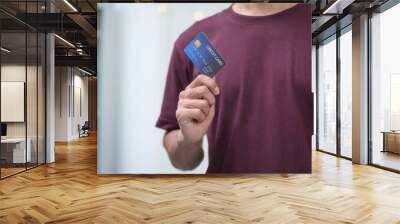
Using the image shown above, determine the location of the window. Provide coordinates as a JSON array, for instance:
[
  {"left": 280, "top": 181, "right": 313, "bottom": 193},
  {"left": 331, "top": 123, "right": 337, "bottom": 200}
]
[
  {"left": 318, "top": 36, "right": 337, "bottom": 154},
  {"left": 340, "top": 28, "right": 352, "bottom": 158},
  {"left": 371, "top": 2, "right": 400, "bottom": 171}
]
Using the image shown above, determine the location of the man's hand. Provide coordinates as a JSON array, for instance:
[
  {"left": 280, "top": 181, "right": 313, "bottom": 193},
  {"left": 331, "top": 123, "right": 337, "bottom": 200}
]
[
  {"left": 162, "top": 74, "right": 219, "bottom": 170},
  {"left": 176, "top": 74, "right": 220, "bottom": 144}
]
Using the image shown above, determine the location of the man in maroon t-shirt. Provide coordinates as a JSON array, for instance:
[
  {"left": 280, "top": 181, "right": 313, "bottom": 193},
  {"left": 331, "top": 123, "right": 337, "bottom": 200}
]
[{"left": 156, "top": 3, "right": 313, "bottom": 173}]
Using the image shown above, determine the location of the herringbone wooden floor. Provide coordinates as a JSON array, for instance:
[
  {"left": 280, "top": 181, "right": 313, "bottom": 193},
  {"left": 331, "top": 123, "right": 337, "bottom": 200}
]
[{"left": 1, "top": 134, "right": 400, "bottom": 224}]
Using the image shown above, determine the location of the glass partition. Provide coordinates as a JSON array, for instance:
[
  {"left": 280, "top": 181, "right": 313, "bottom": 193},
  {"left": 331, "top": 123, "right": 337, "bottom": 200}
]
[
  {"left": 0, "top": 1, "right": 46, "bottom": 179},
  {"left": 27, "top": 31, "right": 38, "bottom": 169},
  {"left": 1, "top": 31, "right": 28, "bottom": 177},
  {"left": 26, "top": 0, "right": 39, "bottom": 170}
]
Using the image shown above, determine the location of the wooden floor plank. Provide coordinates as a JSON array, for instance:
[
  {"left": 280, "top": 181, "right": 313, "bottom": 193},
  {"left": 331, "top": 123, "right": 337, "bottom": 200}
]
[{"left": 0, "top": 134, "right": 400, "bottom": 223}]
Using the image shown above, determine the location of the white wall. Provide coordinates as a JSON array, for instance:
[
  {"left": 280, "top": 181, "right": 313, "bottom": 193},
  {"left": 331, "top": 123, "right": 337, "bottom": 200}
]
[
  {"left": 55, "top": 67, "right": 89, "bottom": 141},
  {"left": 71, "top": 73, "right": 89, "bottom": 138},
  {"left": 97, "top": 3, "right": 229, "bottom": 174},
  {"left": 55, "top": 67, "right": 69, "bottom": 141}
]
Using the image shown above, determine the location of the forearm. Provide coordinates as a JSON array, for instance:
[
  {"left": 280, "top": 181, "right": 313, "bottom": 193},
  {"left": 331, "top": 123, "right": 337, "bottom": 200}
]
[{"left": 163, "top": 130, "right": 204, "bottom": 170}]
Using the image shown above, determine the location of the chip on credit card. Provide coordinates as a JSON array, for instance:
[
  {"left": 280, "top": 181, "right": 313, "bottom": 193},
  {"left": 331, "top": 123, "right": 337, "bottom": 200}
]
[{"left": 183, "top": 32, "right": 225, "bottom": 77}]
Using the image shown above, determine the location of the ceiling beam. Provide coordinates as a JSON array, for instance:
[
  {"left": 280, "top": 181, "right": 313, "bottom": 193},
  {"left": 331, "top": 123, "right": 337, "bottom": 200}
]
[
  {"left": 67, "top": 13, "right": 97, "bottom": 45},
  {"left": 55, "top": 55, "right": 96, "bottom": 70}
]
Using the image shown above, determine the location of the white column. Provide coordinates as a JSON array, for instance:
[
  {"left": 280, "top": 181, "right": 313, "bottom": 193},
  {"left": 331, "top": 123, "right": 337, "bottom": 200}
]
[
  {"left": 45, "top": 0, "right": 56, "bottom": 163},
  {"left": 46, "top": 32, "right": 55, "bottom": 163},
  {"left": 352, "top": 14, "right": 369, "bottom": 164}
]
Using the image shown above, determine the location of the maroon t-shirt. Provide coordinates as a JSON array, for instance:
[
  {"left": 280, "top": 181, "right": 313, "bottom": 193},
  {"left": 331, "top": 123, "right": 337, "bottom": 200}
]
[{"left": 156, "top": 4, "right": 313, "bottom": 173}]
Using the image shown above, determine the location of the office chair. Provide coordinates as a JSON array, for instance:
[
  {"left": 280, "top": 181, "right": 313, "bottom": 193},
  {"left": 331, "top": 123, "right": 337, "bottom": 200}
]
[{"left": 79, "top": 121, "right": 90, "bottom": 138}]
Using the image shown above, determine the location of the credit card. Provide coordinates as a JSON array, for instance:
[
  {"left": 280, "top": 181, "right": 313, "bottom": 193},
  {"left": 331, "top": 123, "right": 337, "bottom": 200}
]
[{"left": 183, "top": 32, "right": 225, "bottom": 77}]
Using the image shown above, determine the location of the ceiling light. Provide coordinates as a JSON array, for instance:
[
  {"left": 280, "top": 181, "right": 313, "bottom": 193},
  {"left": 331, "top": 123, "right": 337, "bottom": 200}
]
[
  {"left": 63, "top": 0, "right": 78, "bottom": 12},
  {"left": 323, "top": 0, "right": 355, "bottom": 15},
  {"left": 76, "top": 48, "right": 85, "bottom": 55},
  {"left": 78, "top": 67, "right": 93, "bottom": 76},
  {"left": 54, "top": 34, "right": 75, "bottom": 48},
  {"left": 1, "top": 47, "right": 11, "bottom": 53}
]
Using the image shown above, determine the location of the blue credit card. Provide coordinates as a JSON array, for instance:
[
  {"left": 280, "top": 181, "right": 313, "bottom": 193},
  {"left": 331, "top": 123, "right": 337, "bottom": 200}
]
[{"left": 183, "top": 32, "right": 225, "bottom": 77}]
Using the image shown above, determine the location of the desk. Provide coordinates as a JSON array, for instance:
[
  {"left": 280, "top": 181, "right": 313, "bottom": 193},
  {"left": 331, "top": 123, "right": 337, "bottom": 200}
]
[
  {"left": 1, "top": 138, "right": 31, "bottom": 163},
  {"left": 382, "top": 131, "right": 400, "bottom": 154}
]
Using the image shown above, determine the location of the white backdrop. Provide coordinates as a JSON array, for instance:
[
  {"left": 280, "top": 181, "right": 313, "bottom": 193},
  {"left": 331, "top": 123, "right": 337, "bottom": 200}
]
[{"left": 97, "top": 3, "right": 230, "bottom": 174}]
